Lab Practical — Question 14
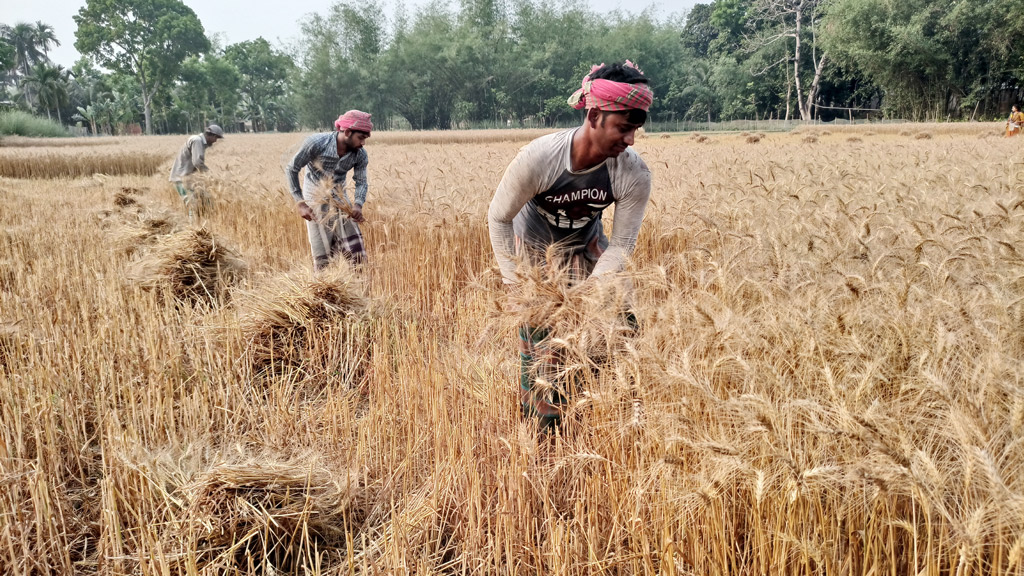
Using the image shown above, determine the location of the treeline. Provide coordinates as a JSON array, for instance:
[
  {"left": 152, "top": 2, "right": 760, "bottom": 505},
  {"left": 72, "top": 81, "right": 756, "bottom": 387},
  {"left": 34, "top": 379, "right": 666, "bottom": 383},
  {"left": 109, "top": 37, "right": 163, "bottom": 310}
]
[{"left": 2, "top": 0, "right": 1022, "bottom": 134}]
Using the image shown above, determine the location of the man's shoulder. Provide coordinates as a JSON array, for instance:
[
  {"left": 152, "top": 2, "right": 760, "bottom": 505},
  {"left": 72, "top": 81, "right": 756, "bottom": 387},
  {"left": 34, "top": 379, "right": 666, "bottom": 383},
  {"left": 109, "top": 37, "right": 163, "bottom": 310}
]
[
  {"left": 618, "top": 148, "right": 650, "bottom": 170},
  {"left": 516, "top": 128, "right": 573, "bottom": 161},
  {"left": 308, "top": 131, "right": 335, "bottom": 144},
  {"left": 609, "top": 148, "right": 651, "bottom": 182},
  {"left": 527, "top": 128, "right": 573, "bottom": 148}
]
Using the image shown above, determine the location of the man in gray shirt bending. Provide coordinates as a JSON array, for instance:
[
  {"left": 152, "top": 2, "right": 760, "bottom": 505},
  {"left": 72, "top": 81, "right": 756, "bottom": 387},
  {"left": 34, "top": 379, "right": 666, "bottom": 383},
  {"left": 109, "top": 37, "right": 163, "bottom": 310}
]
[
  {"left": 169, "top": 124, "right": 224, "bottom": 217},
  {"left": 487, "top": 61, "right": 654, "bottom": 430}
]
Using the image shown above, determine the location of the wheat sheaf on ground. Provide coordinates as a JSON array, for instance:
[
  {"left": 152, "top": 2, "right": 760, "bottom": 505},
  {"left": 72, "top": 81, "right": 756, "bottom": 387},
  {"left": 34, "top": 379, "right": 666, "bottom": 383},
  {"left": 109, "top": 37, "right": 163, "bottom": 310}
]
[
  {"left": 129, "top": 226, "right": 248, "bottom": 307},
  {"left": 166, "top": 455, "right": 364, "bottom": 575},
  {"left": 232, "top": 263, "right": 373, "bottom": 384},
  {"left": 1, "top": 124, "right": 1023, "bottom": 576}
]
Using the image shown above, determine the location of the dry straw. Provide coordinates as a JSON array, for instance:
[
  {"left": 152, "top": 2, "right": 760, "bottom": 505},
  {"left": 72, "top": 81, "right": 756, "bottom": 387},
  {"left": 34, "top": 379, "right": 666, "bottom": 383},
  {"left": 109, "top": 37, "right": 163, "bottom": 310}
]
[
  {"left": 130, "top": 227, "right": 248, "bottom": 307},
  {"left": 0, "top": 322, "right": 30, "bottom": 373},
  {"left": 235, "top": 264, "right": 372, "bottom": 383},
  {"left": 168, "top": 458, "right": 363, "bottom": 575},
  {"left": 0, "top": 151, "right": 165, "bottom": 179},
  {"left": 495, "top": 252, "right": 642, "bottom": 420},
  {"left": 109, "top": 211, "right": 180, "bottom": 256}
]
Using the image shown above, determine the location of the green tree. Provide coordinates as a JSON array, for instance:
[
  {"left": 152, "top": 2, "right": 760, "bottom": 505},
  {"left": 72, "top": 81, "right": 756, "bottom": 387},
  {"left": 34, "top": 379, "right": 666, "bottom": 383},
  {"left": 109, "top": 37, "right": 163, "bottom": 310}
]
[
  {"left": 297, "top": 0, "right": 389, "bottom": 129},
  {"left": 31, "top": 22, "right": 60, "bottom": 61},
  {"left": 23, "top": 63, "right": 70, "bottom": 122},
  {"left": 681, "top": 4, "right": 719, "bottom": 58},
  {"left": 224, "top": 38, "right": 293, "bottom": 132},
  {"left": 1, "top": 23, "right": 43, "bottom": 77},
  {"left": 0, "top": 37, "right": 14, "bottom": 82},
  {"left": 822, "top": 0, "right": 950, "bottom": 119},
  {"left": 745, "top": 0, "right": 828, "bottom": 121},
  {"left": 74, "top": 0, "right": 210, "bottom": 134},
  {"left": 73, "top": 104, "right": 101, "bottom": 135}
]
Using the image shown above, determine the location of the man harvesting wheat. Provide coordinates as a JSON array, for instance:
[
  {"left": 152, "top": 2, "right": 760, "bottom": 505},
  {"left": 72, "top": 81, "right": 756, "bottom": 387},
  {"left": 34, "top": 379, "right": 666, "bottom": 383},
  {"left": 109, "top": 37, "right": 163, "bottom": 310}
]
[
  {"left": 169, "top": 124, "right": 224, "bottom": 218},
  {"left": 487, "top": 61, "right": 653, "bottom": 430},
  {"left": 285, "top": 110, "right": 372, "bottom": 270}
]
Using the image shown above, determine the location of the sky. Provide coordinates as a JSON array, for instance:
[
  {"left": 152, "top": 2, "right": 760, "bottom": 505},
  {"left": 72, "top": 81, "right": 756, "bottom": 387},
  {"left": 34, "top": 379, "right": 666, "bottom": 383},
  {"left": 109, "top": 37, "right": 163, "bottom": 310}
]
[{"left": 3, "top": 0, "right": 696, "bottom": 69}]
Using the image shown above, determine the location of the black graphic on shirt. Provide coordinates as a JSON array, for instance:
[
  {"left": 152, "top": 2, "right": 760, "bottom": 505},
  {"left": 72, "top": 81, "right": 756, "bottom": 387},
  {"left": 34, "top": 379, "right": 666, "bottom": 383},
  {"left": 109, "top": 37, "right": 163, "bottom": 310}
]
[{"left": 532, "top": 165, "right": 614, "bottom": 230}]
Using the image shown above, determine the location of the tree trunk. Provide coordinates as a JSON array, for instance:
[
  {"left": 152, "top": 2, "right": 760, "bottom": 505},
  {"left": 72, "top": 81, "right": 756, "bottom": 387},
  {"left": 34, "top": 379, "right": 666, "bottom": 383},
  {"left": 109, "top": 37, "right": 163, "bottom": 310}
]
[
  {"left": 804, "top": 53, "right": 828, "bottom": 122},
  {"left": 785, "top": 49, "right": 792, "bottom": 122},
  {"left": 143, "top": 98, "right": 153, "bottom": 135},
  {"left": 793, "top": 8, "right": 807, "bottom": 121},
  {"left": 140, "top": 76, "right": 154, "bottom": 135}
]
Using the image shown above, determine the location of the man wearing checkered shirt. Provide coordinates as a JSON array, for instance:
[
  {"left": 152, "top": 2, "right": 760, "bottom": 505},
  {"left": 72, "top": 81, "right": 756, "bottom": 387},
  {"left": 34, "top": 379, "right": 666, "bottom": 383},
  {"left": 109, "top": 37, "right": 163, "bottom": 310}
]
[{"left": 285, "top": 110, "right": 372, "bottom": 270}]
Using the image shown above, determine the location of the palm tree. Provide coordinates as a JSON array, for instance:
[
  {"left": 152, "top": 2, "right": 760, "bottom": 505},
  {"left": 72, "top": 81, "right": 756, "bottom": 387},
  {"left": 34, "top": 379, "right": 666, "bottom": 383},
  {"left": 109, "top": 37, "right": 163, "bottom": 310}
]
[
  {"left": 1, "top": 23, "right": 43, "bottom": 77},
  {"left": 24, "top": 63, "right": 70, "bottom": 122},
  {"left": 31, "top": 22, "right": 60, "bottom": 61},
  {"left": 680, "top": 60, "right": 718, "bottom": 126}
]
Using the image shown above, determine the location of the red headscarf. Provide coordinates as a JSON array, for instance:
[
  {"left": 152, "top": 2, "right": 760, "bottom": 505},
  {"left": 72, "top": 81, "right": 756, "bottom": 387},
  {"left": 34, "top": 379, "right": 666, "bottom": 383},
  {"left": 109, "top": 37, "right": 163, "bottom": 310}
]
[
  {"left": 568, "top": 60, "right": 654, "bottom": 112},
  {"left": 335, "top": 110, "right": 373, "bottom": 134}
]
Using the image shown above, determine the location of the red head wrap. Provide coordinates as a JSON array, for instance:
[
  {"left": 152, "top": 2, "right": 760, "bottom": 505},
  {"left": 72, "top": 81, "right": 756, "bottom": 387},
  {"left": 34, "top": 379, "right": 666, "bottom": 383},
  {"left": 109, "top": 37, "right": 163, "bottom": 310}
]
[
  {"left": 335, "top": 110, "right": 373, "bottom": 134},
  {"left": 567, "top": 60, "right": 653, "bottom": 112}
]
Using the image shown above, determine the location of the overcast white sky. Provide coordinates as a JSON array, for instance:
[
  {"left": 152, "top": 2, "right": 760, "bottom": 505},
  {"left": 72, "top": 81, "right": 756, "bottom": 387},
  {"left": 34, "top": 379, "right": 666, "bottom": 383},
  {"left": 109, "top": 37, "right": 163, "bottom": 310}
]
[{"left": 4, "top": 0, "right": 695, "bottom": 69}]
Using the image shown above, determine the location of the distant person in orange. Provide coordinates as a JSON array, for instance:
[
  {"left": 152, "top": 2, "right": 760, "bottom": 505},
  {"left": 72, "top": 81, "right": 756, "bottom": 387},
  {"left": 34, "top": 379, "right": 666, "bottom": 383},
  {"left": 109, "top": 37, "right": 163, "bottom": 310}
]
[{"left": 1007, "top": 105, "right": 1024, "bottom": 137}]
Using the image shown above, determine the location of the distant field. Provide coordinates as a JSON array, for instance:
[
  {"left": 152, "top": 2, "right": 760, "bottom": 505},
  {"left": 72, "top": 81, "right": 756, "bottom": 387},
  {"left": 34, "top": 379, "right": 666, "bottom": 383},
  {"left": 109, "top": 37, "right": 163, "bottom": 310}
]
[{"left": 2, "top": 124, "right": 1022, "bottom": 575}]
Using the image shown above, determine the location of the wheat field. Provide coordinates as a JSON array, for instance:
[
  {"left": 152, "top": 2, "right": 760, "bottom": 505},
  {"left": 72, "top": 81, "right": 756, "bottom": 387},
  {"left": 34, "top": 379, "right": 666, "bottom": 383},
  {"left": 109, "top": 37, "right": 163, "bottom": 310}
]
[{"left": 1, "top": 124, "right": 1023, "bottom": 576}]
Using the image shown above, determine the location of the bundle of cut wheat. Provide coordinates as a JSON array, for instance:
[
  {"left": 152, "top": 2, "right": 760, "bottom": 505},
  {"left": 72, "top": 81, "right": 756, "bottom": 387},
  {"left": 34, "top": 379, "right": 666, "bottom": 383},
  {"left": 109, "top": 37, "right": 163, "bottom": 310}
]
[
  {"left": 130, "top": 227, "right": 247, "bottom": 306},
  {"left": 236, "top": 264, "right": 371, "bottom": 382},
  {"left": 169, "top": 459, "right": 363, "bottom": 575},
  {"left": 112, "top": 186, "right": 145, "bottom": 209},
  {"left": 110, "top": 211, "right": 180, "bottom": 256},
  {"left": 498, "top": 252, "right": 640, "bottom": 388}
]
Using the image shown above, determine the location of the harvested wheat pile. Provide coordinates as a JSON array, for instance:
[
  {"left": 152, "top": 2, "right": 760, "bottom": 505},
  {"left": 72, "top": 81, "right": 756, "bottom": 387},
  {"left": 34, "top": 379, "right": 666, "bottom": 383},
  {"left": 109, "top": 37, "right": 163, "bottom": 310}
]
[
  {"left": 113, "top": 190, "right": 138, "bottom": 208},
  {"left": 169, "top": 458, "right": 363, "bottom": 575},
  {"left": 236, "top": 265, "right": 372, "bottom": 381},
  {"left": 110, "top": 211, "right": 180, "bottom": 256},
  {"left": 130, "top": 227, "right": 247, "bottom": 306}
]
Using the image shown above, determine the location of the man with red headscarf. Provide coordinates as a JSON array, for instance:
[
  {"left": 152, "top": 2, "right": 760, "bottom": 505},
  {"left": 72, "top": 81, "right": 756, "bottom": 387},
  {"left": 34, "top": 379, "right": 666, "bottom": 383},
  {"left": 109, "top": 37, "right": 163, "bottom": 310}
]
[
  {"left": 487, "top": 61, "right": 654, "bottom": 430},
  {"left": 285, "top": 110, "right": 373, "bottom": 269}
]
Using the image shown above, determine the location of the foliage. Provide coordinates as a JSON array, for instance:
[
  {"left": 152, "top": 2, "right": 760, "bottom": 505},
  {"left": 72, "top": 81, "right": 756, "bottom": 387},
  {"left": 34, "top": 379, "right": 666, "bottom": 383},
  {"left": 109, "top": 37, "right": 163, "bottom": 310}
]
[
  {"left": 5, "top": 0, "right": 1024, "bottom": 132},
  {"left": 224, "top": 38, "right": 294, "bottom": 132},
  {"left": 0, "top": 109, "right": 67, "bottom": 137},
  {"left": 822, "top": 0, "right": 1024, "bottom": 119},
  {"left": 23, "top": 63, "right": 70, "bottom": 122},
  {"left": 73, "top": 0, "right": 210, "bottom": 134}
]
